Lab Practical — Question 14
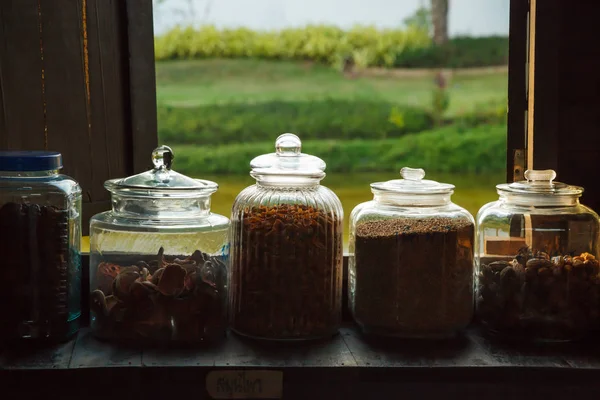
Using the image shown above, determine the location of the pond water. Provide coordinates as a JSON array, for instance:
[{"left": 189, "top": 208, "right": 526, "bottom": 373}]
[{"left": 202, "top": 171, "right": 505, "bottom": 246}]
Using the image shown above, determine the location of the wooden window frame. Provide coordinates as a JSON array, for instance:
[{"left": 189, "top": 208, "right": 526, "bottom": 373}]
[{"left": 0, "top": 0, "right": 158, "bottom": 233}]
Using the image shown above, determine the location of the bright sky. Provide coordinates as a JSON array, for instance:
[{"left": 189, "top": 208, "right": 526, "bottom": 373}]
[{"left": 153, "top": 0, "right": 509, "bottom": 36}]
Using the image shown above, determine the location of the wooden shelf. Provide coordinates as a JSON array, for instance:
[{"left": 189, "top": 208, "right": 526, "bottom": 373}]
[{"left": 2, "top": 325, "right": 600, "bottom": 399}]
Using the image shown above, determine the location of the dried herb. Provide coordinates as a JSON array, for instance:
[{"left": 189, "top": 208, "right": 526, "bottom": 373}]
[
  {"left": 352, "top": 217, "right": 474, "bottom": 338},
  {"left": 477, "top": 248, "right": 600, "bottom": 341},
  {"left": 0, "top": 202, "right": 80, "bottom": 341},
  {"left": 90, "top": 248, "right": 226, "bottom": 343},
  {"left": 230, "top": 204, "right": 343, "bottom": 340}
]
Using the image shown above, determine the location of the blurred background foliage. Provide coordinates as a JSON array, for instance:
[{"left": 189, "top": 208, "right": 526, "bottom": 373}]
[{"left": 152, "top": 0, "right": 509, "bottom": 223}]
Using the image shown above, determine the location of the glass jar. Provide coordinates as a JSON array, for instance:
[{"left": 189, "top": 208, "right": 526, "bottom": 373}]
[
  {"left": 349, "top": 167, "right": 475, "bottom": 338},
  {"left": 229, "top": 133, "right": 343, "bottom": 341},
  {"left": 89, "top": 146, "right": 229, "bottom": 344},
  {"left": 0, "top": 151, "right": 82, "bottom": 342},
  {"left": 476, "top": 170, "right": 600, "bottom": 342}
]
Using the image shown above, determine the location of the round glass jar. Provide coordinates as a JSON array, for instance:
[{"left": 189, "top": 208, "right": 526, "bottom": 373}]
[
  {"left": 229, "top": 133, "right": 343, "bottom": 341},
  {"left": 89, "top": 146, "right": 229, "bottom": 344},
  {"left": 476, "top": 170, "right": 600, "bottom": 342},
  {"left": 349, "top": 167, "right": 475, "bottom": 339},
  {"left": 0, "top": 151, "right": 82, "bottom": 342}
]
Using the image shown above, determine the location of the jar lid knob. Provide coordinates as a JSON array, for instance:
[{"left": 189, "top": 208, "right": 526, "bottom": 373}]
[
  {"left": 524, "top": 169, "right": 556, "bottom": 183},
  {"left": 401, "top": 167, "right": 425, "bottom": 181},
  {"left": 152, "top": 145, "right": 174, "bottom": 170},
  {"left": 275, "top": 133, "right": 301, "bottom": 157}
]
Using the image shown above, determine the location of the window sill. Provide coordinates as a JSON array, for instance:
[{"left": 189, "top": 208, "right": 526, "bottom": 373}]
[{"left": 1, "top": 325, "right": 599, "bottom": 398}]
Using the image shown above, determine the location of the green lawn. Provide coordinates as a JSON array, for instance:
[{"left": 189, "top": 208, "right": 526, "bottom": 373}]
[
  {"left": 155, "top": 58, "right": 508, "bottom": 245},
  {"left": 156, "top": 59, "right": 507, "bottom": 115}
]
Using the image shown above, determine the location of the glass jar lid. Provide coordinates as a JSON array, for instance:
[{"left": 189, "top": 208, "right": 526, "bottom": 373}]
[
  {"left": 497, "top": 170, "right": 583, "bottom": 198},
  {"left": 105, "top": 145, "right": 218, "bottom": 198},
  {"left": 250, "top": 133, "right": 326, "bottom": 181},
  {"left": 371, "top": 167, "right": 454, "bottom": 195}
]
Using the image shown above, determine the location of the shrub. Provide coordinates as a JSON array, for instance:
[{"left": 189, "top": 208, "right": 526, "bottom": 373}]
[
  {"left": 454, "top": 99, "right": 507, "bottom": 128},
  {"left": 155, "top": 24, "right": 431, "bottom": 68},
  {"left": 394, "top": 36, "right": 508, "bottom": 68},
  {"left": 158, "top": 100, "right": 433, "bottom": 145},
  {"left": 170, "top": 124, "right": 507, "bottom": 175}
]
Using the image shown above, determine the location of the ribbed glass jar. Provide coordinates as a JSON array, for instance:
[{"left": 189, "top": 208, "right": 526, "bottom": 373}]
[{"left": 229, "top": 133, "right": 343, "bottom": 340}]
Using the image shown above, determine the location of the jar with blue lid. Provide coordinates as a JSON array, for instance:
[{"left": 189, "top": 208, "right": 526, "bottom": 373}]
[{"left": 0, "top": 151, "right": 82, "bottom": 342}]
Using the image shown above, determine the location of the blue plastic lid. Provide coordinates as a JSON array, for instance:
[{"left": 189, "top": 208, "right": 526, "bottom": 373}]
[{"left": 0, "top": 151, "right": 63, "bottom": 171}]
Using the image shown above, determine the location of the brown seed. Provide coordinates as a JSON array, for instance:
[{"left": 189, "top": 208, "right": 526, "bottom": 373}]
[
  {"left": 551, "top": 256, "right": 564, "bottom": 267},
  {"left": 489, "top": 261, "right": 510, "bottom": 273},
  {"left": 552, "top": 265, "right": 563, "bottom": 277},
  {"left": 525, "top": 267, "right": 537, "bottom": 281},
  {"left": 537, "top": 252, "right": 550, "bottom": 260},
  {"left": 158, "top": 264, "right": 186, "bottom": 296},
  {"left": 538, "top": 267, "right": 551, "bottom": 277},
  {"left": 130, "top": 280, "right": 153, "bottom": 302},
  {"left": 565, "top": 264, "right": 573, "bottom": 272},
  {"left": 112, "top": 271, "right": 140, "bottom": 300},
  {"left": 151, "top": 267, "right": 165, "bottom": 285},
  {"left": 526, "top": 258, "right": 552, "bottom": 269}
]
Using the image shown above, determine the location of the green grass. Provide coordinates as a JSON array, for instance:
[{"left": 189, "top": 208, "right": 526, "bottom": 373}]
[
  {"left": 171, "top": 124, "right": 506, "bottom": 175},
  {"left": 155, "top": 58, "right": 508, "bottom": 246},
  {"left": 156, "top": 59, "right": 508, "bottom": 116}
]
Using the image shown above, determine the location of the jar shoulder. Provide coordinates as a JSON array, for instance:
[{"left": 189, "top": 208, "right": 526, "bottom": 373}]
[
  {"left": 0, "top": 173, "right": 81, "bottom": 196},
  {"left": 91, "top": 210, "right": 230, "bottom": 230},
  {"left": 477, "top": 201, "right": 600, "bottom": 224},
  {"left": 232, "top": 184, "right": 342, "bottom": 209},
  {"left": 351, "top": 200, "right": 474, "bottom": 224}
]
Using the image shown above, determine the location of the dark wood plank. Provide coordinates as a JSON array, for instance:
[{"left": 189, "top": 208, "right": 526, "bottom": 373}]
[
  {"left": 40, "top": 0, "right": 91, "bottom": 175},
  {"left": 3, "top": 326, "right": 600, "bottom": 400},
  {"left": 0, "top": 339, "right": 75, "bottom": 370},
  {"left": 558, "top": 149, "right": 600, "bottom": 214},
  {"left": 125, "top": 0, "right": 158, "bottom": 173},
  {"left": 69, "top": 329, "right": 142, "bottom": 368},
  {"left": 342, "top": 327, "right": 493, "bottom": 368},
  {"left": 38, "top": 0, "right": 96, "bottom": 234},
  {"left": 506, "top": 0, "right": 529, "bottom": 182},
  {"left": 470, "top": 332, "right": 571, "bottom": 368},
  {"left": 215, "top": 330, "right": 357, "bottom": 368},
  {"left": 142, "top": 343, "right": 218, "bottom": 367},
  {"left": 531, "top": 0, "right": 559, "bottom": 171},
  {"left": 83, "top": 0, "right": 130, "bottom": 230},
  {"left": 0, "top": 0, "right": 46, "bottom": 150}
]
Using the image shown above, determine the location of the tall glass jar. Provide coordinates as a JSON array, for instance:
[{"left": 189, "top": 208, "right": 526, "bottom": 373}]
[
  {"left": 89, "top": 146, "right": 229, "bottom": 344},
  {"left": 229, "top": 133, "right": 343, "bottom": 341},
  {"left": 476, "top": 170, "right": 600, "bottom": 342},
  {"left": 0, "top": 151, "right": 82, "bottom": 342},
  {"left": 349, "top": 167, "right": 475, "bottom": 338}
]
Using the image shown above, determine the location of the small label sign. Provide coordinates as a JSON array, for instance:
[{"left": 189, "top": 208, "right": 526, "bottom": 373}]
[{"left": 206, "top": 370, "right": 283, "bottom": 399}]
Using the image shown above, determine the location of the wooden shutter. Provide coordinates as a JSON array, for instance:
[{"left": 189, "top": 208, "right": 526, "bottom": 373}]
[{"left": 0, "top": 0, "right": 158, "bottom": 233}]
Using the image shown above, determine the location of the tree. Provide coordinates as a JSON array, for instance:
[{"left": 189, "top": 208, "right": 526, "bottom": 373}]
[
  {"left": 430, "top": 0, "right": 449, "bottom": 45},
  {"left": 403, "top": 5, "right": 431, "bottom": 35}
]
